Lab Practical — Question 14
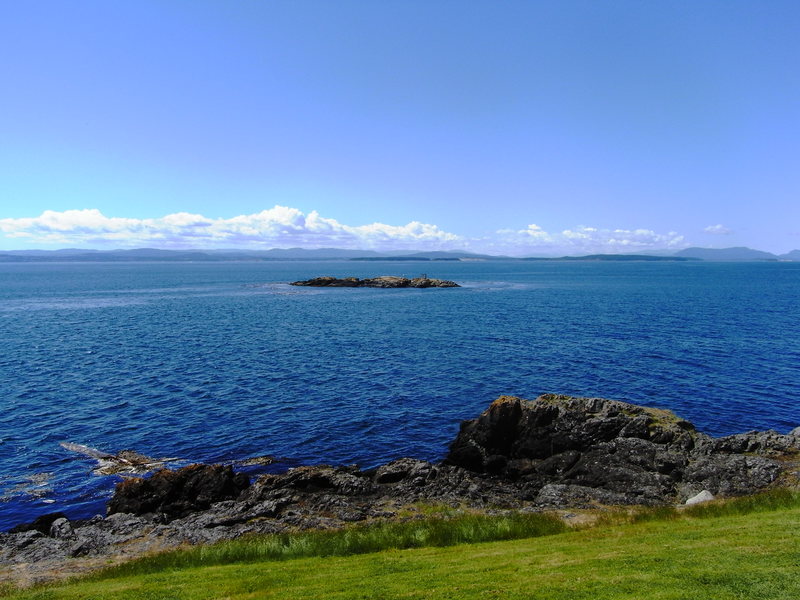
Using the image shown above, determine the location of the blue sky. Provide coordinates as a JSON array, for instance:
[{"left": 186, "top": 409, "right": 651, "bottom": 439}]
[{"left": 1, "top": 1, "right": 798, "bottom": 255}]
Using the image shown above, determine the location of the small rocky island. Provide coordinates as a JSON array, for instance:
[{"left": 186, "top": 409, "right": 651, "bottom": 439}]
[
  {"left": 3, "top": 394, "right": 799, "bottom": 585},
  {"left": 290, "top": 275, "right": 460, "bottom": 288}
]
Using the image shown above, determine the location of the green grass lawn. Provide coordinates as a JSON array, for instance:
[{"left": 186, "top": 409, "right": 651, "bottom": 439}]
[{"left": 5, "top": 502, "right": 799, "bottom": 600}]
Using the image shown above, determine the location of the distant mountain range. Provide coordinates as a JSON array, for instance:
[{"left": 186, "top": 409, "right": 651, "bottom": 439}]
[
  {"left": 673, "top": 247, "right": 789, "bottom": 261},
  {"left": 0, "top": 248, "right": 513, "bottom": 262},
  {"left": 521, "top": 254, "right": 697, "bottom": 262},
  {"left": 782, "top": 249, "right": 800, "bottom": 261},
  {"left": 0, "top": 246, "right": 797, "bottom": 262}
]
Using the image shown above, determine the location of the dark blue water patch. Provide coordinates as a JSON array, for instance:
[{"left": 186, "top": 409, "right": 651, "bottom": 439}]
[{"left": 0, "top": 260, "right": 799, "bottom": 530}]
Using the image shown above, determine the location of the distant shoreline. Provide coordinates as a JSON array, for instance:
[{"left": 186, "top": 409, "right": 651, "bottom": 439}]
[
  {"left": 2, "top": 252, "right": 786, "bottom": 264},
  {"left": 0, "top": 246, "right": 797, "bottom": 262}
]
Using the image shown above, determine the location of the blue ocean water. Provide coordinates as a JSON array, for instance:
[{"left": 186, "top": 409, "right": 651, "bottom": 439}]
[{"left": 1, "top": 260, "right": 798, "bottom": 530}]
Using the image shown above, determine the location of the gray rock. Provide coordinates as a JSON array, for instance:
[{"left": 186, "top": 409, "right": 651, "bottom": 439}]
[
  {"left": 245, "top": 464, "right": 376, "bottom": 499},
  {"left": 10, "top": 530, "right": 44, "bottom": 549},
  {"left": 69, "top": 538, "right": 97, "bottom": 557},
  {"left": 49, "top": 518, "right": 75, "bottom": 540},
  {"left": 59, "top": 442, "right": 180, "bottom": 475},
  {"left": 709, "top": 431, "right": 800, "bottom": 457},
  {"left": 373, "top": 458, "right": 431, "bottom": 484},
  {"left": 8, "top": 512, "right": 69, "bottom": 535},
  {"left": 102, "top": 512, "right": 151, "bottom": 535},
  {"left": 683, "top": 455, "right": 781, "bottom": 496},
  {"left": 107, "top": 463, "right": 250, "bottom": 519},
  {"left": 535, "top": 483, "right": 632, "bottom": 508},
  {"left": 685, "top": 490, "right": 715, "bottom": 505},
  {"left": 446, "top": 394, "right": 798, "bottom": 506},
  {"left": 446, "top": 395, "right": 697, "bottom": 474}
]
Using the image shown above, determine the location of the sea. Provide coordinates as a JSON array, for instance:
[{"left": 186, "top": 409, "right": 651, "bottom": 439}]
[{"left": 1, "top": 260, "right": 798, "bottom": 531}]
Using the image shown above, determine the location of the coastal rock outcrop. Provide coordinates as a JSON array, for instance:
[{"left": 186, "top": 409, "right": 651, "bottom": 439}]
[
  {"left": 445, "top": 395, "right": 799, "bottom": 504},
  {"left": 106, "top": 464, "right": 250, "bottom": 519},
  {"left": 59, "top": 442, "right": 179, "bottom": 475},
  {"left": 3, "top": 394, "right": 799, "bottom": 586},
  {"left": 290, "top": 276, "right": 460, "bottom": 288},
  {"left": 8, "top": 512, "right": 70, "bottom": 535}
]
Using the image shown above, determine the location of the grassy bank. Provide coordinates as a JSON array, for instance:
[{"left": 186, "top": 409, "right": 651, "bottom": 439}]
[
  {"left": 4, "top": 489, "right": 800, "bottom": 599},
  {"left": 93, "top": 510, "right": 568, "bottom": 579}
]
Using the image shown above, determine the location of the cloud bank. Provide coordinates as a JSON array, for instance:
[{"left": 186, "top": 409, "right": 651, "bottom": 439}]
[
  {"left": 494, "top": 224, "right": 686, "bottom": 255},
  {"left": 0, "top": 207, "right": 690, "bottom": 255},
  {"left": 0, "top": 207, "right": 461, "bottom": 251}
]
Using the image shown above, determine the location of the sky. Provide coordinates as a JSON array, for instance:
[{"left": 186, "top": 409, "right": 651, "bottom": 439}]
[{"left": 1, "top": 0, "right": 798, "bottom": 256}]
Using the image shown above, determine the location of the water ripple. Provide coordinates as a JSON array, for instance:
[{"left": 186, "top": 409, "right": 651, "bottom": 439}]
[{"left": 1, "top": 260, "right": 799, "bottom": 529}]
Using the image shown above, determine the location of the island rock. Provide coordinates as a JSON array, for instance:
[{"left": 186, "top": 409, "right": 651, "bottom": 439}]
[{"left": 290, "top": 276, "right": 460, "bottom": 288}]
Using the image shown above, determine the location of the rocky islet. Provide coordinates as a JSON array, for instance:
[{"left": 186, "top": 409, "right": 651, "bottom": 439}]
[{"left": 289, "top": 275, "right": 460, "bottom": 288}]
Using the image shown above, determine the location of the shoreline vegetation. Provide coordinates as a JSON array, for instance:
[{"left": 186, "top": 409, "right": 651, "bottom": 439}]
[
  {"left": 2, "top": 489, "right": 799, "bottom": 598},
  {"left": 2, "top": 394, "right": 799, "bottom": 593},
  {"left": 70, "top": 488, "right": 800, "bottom": 580}
]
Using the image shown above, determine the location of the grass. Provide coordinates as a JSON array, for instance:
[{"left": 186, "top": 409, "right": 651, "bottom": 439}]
[
  {"left": 683, "top": 486, "right": 800, "bottom": 517},
  {"left": 3, "top": 489, "right": 800, "bottom": 599},
  {"left": 586, "top": 487, "right": 800, "bottom": 527},
  {"left": 85, "top": 511, "right": 567, "bottom": 580}
]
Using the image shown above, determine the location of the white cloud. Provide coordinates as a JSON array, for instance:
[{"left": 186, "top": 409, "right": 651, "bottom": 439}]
[
  {"left": 562, "top": 226, "right": 685, "bottom": 250},
  {"left": 704, "top": 224, "right": 732, "bottom": 235},
  {"left": 0, "top": 207, "right": 461, "bottom": 250},
  {"left": 0, "top": 208, "right": 694, "bottom": 256},
  {"left": 520, "top": 224, "right": 552, "bottom": 240},
  {"left": 492, "top": 224, "right": 687, "bottom": 255},
  {"left": 495, "top": 224, "right": 552, "bottom": 243}
]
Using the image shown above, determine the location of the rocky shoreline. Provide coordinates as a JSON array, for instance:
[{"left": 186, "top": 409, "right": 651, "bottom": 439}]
[
  {"left": 290, "top": 275, "right": 460, "bottom": 288},
  {"left": 3, "top": 394, "right": 799, "bottom": 587}
]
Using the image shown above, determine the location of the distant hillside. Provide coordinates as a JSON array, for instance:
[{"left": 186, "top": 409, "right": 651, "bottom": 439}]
[
  {"left": 1, "top": 246, "right": 795, "bottom": 263},
  {"left": 674, "top": 247, "right": 778, "bottom": 261},
  {"left": 0, "top": 248, "right": 383, "bottom": 262},
  {"left": 0, "top": 248, "right": 271, "bottom": 262},
  {"left": 400, "top": 250, "right": 508, "bottom": 260},
  {"left": 779, "top": 249, "right": 800, "bottom": 261},
  {"left": 350, "top": 256, "right": 457, "bottom": 262},
  {"left": 522, "top": 254, "right": 697, "bottom": 262},
  {"left": 0, "top": 247, "right": 513, "bottom": 262},
  {"left": 350, "top": 250, "right": 509, "bottom": 261},
  {"left": 253, "top": 248, "right": 384, "bottom": 259}
]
